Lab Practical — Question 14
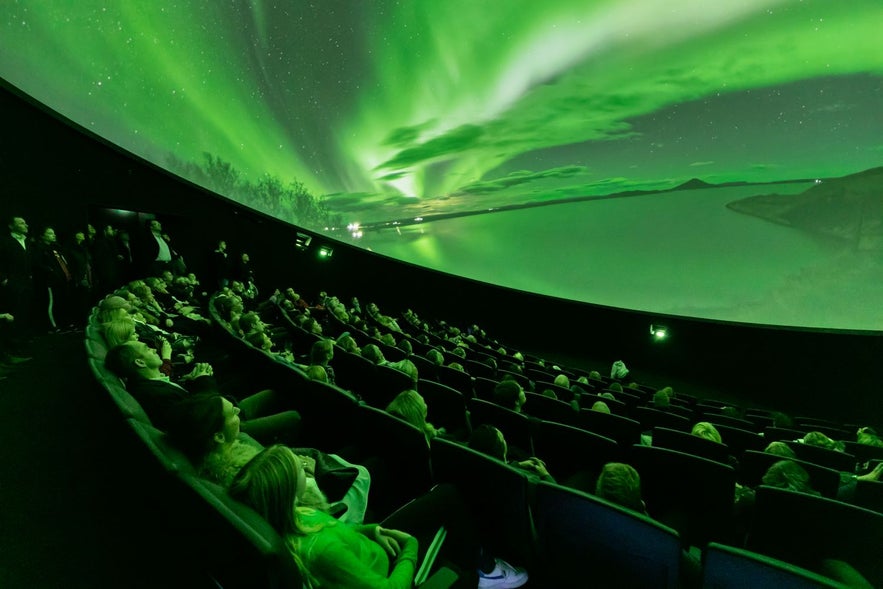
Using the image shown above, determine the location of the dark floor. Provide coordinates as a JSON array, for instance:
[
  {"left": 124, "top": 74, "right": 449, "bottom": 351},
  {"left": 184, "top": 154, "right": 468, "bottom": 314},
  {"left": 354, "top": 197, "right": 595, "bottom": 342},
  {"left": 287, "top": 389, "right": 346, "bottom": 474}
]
[{"left": 0, "top": 331, "right": 214, "bottom": 589}]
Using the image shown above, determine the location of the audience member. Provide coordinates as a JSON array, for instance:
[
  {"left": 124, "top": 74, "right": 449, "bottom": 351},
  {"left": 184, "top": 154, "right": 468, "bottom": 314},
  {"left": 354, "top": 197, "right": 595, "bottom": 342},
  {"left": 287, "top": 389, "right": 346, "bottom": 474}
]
[
  {"left": 492, "top": 379, "right": 526, "bottom": 413},
  {"left": 386, "top": 390, "right": 443, "bottom": 441}
]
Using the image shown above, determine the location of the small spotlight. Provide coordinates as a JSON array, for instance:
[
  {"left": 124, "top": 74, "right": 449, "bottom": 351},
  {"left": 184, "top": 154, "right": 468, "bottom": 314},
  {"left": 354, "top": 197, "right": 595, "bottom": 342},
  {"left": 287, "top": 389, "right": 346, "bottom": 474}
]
[
  {"left": 317, "top": 246, "right": 334, "bottom": 259},
  {"left": 649, "top": 324, "right": 668, "bottom": 339},
  {"left": 295, "top": 232, "right": 312, "bottom": 251}
]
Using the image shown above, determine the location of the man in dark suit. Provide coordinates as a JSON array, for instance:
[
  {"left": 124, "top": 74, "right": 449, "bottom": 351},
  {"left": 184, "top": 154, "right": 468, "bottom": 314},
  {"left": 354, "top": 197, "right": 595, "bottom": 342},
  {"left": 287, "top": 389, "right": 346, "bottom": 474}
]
[
  {"left": 104, "top": 340, "right": 300, "bottom": 444},
  {"left": 0, "top": 216, "right": 34, "bottom": 357}
]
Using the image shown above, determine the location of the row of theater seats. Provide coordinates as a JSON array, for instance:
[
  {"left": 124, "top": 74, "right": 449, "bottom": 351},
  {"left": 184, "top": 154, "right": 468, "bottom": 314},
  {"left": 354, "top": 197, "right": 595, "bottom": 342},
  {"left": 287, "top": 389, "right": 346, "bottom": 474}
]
[{"left": 207, "top": 292, "right": 883, "bottom": 586}]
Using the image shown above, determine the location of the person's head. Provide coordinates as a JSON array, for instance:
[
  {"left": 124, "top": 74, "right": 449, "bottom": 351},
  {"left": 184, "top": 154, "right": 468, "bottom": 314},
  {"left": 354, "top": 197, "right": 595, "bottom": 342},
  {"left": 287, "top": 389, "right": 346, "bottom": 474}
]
[
  {"left": 40, "top": 227, "right": 57, "bottom": 245},
  {"left": 595, "top": 463, "right": 644, "bottom": 513},
  {"left": 610, "top": 360, "right": 629, "bottom": 380},
  {"left": 591, "top": 401, "right": 611, "bottom": 414},
  {"left": 691, "top": 421, "right": 722, "bottom": 444},
  {"left": 74, "top": 231, "right": 85, "bottom": 245},
  {"left": 608, "top": 382, "right": 623, "bottom": 393},
  {"left": 306, "top": 364, "right": 328, "bottom": 383},
  {"left": 771, "top": 411, "right": 794, "bottom": 428},
  {"left": 857, "top": 427, "right": 883, "bottom": 447},
  {"left": 241, "top": 252, "right": 250, "bottom": 263},
  {"left": 386, "top": 390, "right": 436, "bottom": 436},
  {"left": 448, "top": 362, "right": 465, "bottom": 373},
  {"left": 588, "top": 370, "right": 602, "bottom": 380},
  {"left": 104, "top": 341, "right": 162, "bottom": 380},
  {"left": 86, "top": 223, "right": 96, "bottom": 237},
  {"left": 246, "top": 330, "right": 274, "bottom": 351},
  {"left": 451, "top": 347, "right": 466, "bottom": 360},
  {"left": 217, "top": 240, "right": 227, "bottom": 252},
  {"left": 310, "top": 339, "right": 334, "bottom": 366},
  {"left": 652, "top": 387, "right": 672, "bottom": 409},
  {"left": 361, "top": 344, "right": 386, "bottom": 365},
  {"left": 229, "top": 445, "right": 311, "bottom": 540},
  {"left": 166, "top": 394, "right": 240, "bottom": 465},
  {"left": 764, "top": 441, "right": 796, "bottom": 458},
  {"left": 541, "top": 388, "right": 558, "bottom": 399},
  {"left": 426, "top": 349, "right": 444, "bottom": 366},
  {"left": 336, "top": 333, "right": 359, "bottom": 354},
  {"left": 103, "top": 224, "right": 116, "bottom": 238},
  {"left": 102, "top": 318, "right": 138, "bottom": 349},
  {"left": 388, "top": 359, "right": 418, "bottom": 384},
  {"left": 399, "top": 339, "right": 413, "bottom": 355},
  {"left": 468, "top": 425, "right": 508, "bottom": 461},
  {"left": 553, "top": 374, "right": 570, "bottom": 389},
  {"left": 148, "top": 219, "right": 162, "bottom": 233},
  {"left": 97, "top": 295, "right": 132, "bottom": 323},
  {"left": 761, "top": 460, "right": 818, "bottom": 495},
  {"left": 802, "top": 431, "right": 842, "bottom": 451},
  {"left": 379, "top": 333, "right": 396, "bottom": 347},
  {"left": 600, "top": 392, "right": 616, "bottom": 401},
  {"left": 493, "top": 379, "right": 526, "bottom": 412},
  {"left": 8, "top": 216, "right": 28, "bottom": 235}
]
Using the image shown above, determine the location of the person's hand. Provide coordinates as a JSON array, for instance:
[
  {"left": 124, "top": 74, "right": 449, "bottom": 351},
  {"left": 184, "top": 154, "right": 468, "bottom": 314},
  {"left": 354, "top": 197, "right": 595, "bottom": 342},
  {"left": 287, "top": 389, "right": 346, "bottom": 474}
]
[
  {"left": 518, "top": 457, "right": 550, "bottom": 478},
  {"left": 857, "top": 462, "right": 883, "bottom": 482},
  {"left": 159, "top": 338, "right": 173, "bottom": 360},
  {"left": 374, "top": 527, "right": 413, "bottom": 559},
  {"left": 296, "top": 454, "right": 316, "bottom": 476}
]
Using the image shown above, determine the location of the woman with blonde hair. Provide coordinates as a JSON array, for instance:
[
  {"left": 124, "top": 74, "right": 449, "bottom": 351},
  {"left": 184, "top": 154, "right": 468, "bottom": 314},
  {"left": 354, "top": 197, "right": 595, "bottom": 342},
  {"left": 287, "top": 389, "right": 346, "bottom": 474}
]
[
  {"left": 230, "top": 445, "right": 528, "bottom": 589},
  {"left": 386, "top": 390, "right": 444, "bottom": 441}
]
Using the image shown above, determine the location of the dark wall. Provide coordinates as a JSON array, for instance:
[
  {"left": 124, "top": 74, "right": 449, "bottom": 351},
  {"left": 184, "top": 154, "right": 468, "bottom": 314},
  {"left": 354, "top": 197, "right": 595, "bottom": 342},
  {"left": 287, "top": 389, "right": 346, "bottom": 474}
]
[{"left": 2, "top": 81, "right": 880, "bottom": 427}]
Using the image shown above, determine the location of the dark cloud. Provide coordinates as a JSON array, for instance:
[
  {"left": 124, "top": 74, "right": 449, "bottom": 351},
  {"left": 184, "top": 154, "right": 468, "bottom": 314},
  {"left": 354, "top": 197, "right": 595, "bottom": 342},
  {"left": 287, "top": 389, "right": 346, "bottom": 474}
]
[
  {"left": 375, "top": 124, "right": 485, "bottom": 171},
  {"left": 456, "top": 165, "right": 589, "bottom": 194}
]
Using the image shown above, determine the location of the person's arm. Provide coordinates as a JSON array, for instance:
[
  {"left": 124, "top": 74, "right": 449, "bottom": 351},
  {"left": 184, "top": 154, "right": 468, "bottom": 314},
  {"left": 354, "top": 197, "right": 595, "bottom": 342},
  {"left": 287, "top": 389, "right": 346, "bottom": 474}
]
[{"left": 308, "top": 530, "right": 418, "bottom": 589}]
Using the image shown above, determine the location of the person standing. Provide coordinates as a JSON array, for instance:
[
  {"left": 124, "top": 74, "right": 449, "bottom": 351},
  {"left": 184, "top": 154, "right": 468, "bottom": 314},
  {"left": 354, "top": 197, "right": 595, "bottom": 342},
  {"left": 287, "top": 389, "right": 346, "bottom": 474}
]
[
  {"left": 34, "top": 226, "right": 74, "bottom": 332},
  {"left": 0, "top": 216, "right": 35, "bottom": 354}
]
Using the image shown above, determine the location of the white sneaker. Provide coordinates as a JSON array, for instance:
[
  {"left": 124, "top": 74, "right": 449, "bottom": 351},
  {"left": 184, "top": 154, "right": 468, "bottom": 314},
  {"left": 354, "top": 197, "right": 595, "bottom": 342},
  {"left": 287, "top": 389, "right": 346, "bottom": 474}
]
[{"left": 477, "top": 558, "right": 528, "bottom": 589}]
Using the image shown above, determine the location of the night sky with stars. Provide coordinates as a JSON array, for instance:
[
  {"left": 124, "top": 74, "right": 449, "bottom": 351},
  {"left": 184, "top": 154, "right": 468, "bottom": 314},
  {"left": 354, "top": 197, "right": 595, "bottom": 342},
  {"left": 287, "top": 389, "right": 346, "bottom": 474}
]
[{"left": 2, "top": 1, "right": 881, "bottom": 214}]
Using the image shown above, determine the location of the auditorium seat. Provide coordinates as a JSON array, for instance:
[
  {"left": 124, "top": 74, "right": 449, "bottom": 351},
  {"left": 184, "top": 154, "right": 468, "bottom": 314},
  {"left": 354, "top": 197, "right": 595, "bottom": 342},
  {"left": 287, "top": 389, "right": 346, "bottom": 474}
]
[
  {"left": 784, "top": 442, "right": 857, "bottom": 473},
  {"left": 574, "top": 392, "right": 629, "bottom": 416},
  {"left": 633, "top": 406, "right": 692, "bottom": 432},
  {"left": 530, "top": 420, "right": 620, "bottom": 492},
  {"left": 436, "top": 364, "right": 474, "bottom": 394},
  {"left": 747, "top": 486, "right": 883, "bottom": 586},
  {"left": 840, "top": 441, "right": 883, "bottom": 465},
  {"left": 853, "top": 480, "right": 883, "bottom": 515},
  {"left": 429, "top": 437, "right": 537, "bottom": 568},
  {"left": 522, "top": 392, "right": 578, "bottom": 427},
  {"left": 651, "top": 427, "right": 731, "bottom": 465},
  {"left": 709, "top": 423, "right": 766, "bottom": 456},
  {"left": 738, "top": 451, "right": 841, "bottom": 499},
  {"left": 178, "top": 472, "right": 304, "bottom": 589},
  {"left": 467, "top": 398, "right": 534, "bottom": 457},
  {"left": 575, "top": 409, "right": 643, "bottom": 447},
  {"left": 629, "top": 445, "right": 737, "bottom": 548},
  {"left": 701, "top": 542, "right": 850, "bottom": 589},
  {"left": 533, "top": 481, "right": 681, "bottom": 588},
  {"left": 416, "top": 379, "right": 470, "bottom": 439},
  {"left": 352, "top": 404, "right": 433, "bottom": 520}
]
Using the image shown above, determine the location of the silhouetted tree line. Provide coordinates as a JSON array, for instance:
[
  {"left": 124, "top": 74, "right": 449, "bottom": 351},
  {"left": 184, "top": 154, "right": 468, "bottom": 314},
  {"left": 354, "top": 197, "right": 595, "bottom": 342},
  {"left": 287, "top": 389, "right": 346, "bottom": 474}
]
[{"left": 166, "top": 153, "right": 343, "bottom": 229}]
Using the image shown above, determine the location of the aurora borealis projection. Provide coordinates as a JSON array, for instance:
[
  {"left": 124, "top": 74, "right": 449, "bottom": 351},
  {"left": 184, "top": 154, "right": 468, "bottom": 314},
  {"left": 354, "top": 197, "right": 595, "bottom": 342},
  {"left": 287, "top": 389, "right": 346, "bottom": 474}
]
[{"left": 2, "top": 1, "right": 883, "bottom": 328}]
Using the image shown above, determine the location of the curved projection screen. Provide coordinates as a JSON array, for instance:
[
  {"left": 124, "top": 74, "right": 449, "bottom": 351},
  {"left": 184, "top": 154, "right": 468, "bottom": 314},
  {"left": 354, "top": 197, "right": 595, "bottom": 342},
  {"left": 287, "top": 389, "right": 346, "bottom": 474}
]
[{"left": 2, "top": 1, "right": 882, "bottom": 330}]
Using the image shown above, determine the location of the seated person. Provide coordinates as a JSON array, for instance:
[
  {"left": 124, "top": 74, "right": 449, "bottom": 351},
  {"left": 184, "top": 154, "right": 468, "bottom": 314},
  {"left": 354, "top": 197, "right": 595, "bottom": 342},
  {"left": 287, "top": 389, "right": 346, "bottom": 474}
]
[
  {"left": 230, "top": 445, "right": 528, "bottom": 589},
  {"left": 335, "top": 332, "right": 361, "bottom": 355},
  {"left": 691, "top": 421, "right": 723, "bottom": 444},
  {"left": 595, "top": 462, "right": 645, "bottom": 513},
  {"left": 166, "top": 394, "right": 370, "bottom": 524},
  {"left": 801, "top": 431, "right": 846, "bottom": 453},
  {"left": 246, "top": 330, "right": 297, "bottom": 365},
  {"left": 306, "top": 364, "right": 328, "bottom": 383},
  {"left": 468, "top": 425, "right": 554, "bottom": 483},
  {"left": 386, "top": 390, "right": 444, "bottom": 442},
  {"left": 104, "top": 340, "right": 300, "bottom": 445},
  {"left": 591, "top": 401, "right": 611, "bottom": 414},
  {"left": 764, "top": 441, "right": 796, "bottom": 458},
  {"left": 308, "top": 339, "right": 336, "bottom": 385},
  {"left": 387, "top": 358, "right": 418, "bottom": 387},
  {"left": 492, "top": 379, "right": 526, "bottom": 413},
  {"left": 361, "top": 343, "right": 386, "bottom": 365}
]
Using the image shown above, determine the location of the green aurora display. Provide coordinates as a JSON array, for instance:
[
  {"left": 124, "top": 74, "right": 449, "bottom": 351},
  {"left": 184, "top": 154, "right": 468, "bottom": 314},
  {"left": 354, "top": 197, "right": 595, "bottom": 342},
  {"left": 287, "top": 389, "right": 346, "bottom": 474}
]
[
  {"left": 2, "top": 1, "right": 881, "bottom": 212},
  {"left": 3, "top": 1, "right": 883, "bottom": 330}
]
